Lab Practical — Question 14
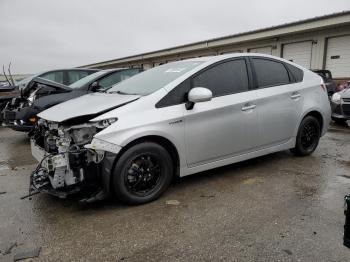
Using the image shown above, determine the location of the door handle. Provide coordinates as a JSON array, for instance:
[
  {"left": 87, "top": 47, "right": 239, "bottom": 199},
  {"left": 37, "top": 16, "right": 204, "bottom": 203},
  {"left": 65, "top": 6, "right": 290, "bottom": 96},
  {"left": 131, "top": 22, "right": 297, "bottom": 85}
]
[
  {"left": 291, "top": 92, "right": 301, "bottom": 99},
  {"left": 241, "top": 104, "right": 256, "bottom": 111}
]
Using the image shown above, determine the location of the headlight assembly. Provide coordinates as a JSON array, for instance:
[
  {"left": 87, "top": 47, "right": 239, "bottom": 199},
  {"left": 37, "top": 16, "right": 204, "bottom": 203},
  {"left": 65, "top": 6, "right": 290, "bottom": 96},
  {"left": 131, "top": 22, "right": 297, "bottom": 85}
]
[
  {"left": 97, "top": 118, "right": 118, "bottom": 128},
  {"left": 85, "top": 138, "right": 122, "bottom": 154},
  {"left": 331, "top": 93, "right": 342, "bottom": 104}
]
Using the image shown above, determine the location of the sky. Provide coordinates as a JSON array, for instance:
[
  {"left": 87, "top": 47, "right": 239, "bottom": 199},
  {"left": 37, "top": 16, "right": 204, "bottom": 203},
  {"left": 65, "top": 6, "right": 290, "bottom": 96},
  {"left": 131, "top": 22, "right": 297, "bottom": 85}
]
[{"left": 0, "top": 0, "right": 349, "bottom": 74}]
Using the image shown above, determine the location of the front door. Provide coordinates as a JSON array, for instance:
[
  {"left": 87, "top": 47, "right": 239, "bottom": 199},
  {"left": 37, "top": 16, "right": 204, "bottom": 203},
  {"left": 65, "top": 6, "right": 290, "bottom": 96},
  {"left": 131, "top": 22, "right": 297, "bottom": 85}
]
[{"left": 184, "top": 59, "right": 259, "bottom": 167}]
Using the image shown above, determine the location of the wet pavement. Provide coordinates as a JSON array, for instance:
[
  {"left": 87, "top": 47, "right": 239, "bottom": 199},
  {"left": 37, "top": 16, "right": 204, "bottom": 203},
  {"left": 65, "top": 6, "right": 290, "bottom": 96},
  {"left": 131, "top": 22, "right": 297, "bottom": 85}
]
[{"left": 0, "top": 124, "right": 350, "bottom": 261}]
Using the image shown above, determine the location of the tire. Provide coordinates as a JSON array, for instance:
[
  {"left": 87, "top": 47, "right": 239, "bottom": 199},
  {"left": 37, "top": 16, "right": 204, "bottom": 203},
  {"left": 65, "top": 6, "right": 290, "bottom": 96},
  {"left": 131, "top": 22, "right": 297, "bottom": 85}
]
[
  {"left": 290, "top": 116, "right": 321, "bottom": 156},
  {"left": 112, "top": 142, "right": 173, "bottom": 205}
]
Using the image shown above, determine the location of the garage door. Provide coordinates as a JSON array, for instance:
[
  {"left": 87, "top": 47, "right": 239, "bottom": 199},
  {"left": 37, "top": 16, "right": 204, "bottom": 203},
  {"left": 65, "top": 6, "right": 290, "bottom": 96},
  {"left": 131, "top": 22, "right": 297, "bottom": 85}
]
[
  {"left": 249, "top": 46, "right": 272, "bottom": 55},
  {"left": 325, "top": 35, "right": 350, "bottom": 78},
  {"left": 282, "top": 41, "right": 312, "bottom": 69}
]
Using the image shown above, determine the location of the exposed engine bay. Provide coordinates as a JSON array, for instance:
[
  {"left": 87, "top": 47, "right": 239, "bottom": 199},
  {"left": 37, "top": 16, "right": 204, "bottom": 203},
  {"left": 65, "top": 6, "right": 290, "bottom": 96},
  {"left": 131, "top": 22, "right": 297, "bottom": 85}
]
[{"left": 30, "top": 119, "right": 108, "bottom": 199}]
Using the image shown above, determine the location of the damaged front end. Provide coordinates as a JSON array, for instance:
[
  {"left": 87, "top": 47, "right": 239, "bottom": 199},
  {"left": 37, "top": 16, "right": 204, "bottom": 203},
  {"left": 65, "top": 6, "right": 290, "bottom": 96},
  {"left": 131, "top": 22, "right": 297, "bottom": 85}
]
[
  {"left": 30, "top": 118, "right": 118, "bottom": 202},
  {"left": 2, "top": 77, "right": 72, "bottom": 131}
]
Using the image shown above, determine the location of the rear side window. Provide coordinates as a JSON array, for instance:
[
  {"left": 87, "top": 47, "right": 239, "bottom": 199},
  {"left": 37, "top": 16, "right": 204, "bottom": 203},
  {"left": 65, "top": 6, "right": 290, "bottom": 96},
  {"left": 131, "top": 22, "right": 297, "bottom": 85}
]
[
  {"left": 192, "top": 59, "right": 249, "bottom": 97},
  {"left": 253, "top": 58, "right": 290, "bottom": 88},
  {"left": 285, "top": 64, "right": 304, "bottom": 82}
]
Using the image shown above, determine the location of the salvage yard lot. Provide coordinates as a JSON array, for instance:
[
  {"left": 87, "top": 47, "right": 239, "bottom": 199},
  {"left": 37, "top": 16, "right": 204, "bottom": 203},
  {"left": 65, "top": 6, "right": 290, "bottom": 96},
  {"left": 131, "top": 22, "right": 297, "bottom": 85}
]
[{"left": 0, "top": 124, "right": 350, "bottom": 261}]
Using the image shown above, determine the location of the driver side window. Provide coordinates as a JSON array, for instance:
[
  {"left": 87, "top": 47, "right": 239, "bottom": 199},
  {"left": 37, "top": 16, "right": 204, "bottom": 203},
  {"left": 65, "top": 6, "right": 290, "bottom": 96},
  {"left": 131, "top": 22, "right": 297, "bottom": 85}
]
[
  {"left": 156, "top": 59, "right": 249, "bottom": 108},
  {"left": 98, "top": 69, "right": 141, "bottom": 90},
  {"left": 192, "top": 59, "right": 249, "bottom": 97},
  {"left": 40, "top": 71, "right": 64, "bottom": 84}
]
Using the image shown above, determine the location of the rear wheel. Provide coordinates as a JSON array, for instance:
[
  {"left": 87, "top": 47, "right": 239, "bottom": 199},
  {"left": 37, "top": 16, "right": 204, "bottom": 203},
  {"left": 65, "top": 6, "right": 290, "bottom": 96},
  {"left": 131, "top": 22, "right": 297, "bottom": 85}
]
[
  {"left": 291, "top": 116, "right": 321, "bottom": 156},
  {"left": 112, "top": 142, "right": 173, "bottom": 205}
]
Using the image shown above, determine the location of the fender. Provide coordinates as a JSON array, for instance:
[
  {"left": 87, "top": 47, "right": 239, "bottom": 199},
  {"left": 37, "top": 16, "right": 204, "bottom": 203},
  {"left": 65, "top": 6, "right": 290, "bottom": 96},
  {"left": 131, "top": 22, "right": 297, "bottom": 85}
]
[{"left": 294, "top": 107, "right": 330, "bottom": 138}]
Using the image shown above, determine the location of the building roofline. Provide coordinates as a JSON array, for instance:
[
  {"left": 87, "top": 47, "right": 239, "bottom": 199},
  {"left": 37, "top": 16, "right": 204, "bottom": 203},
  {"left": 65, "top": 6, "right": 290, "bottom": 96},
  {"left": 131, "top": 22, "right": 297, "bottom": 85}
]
[{"left": 80, "top": 10, "right": 350, "bottom": 68}]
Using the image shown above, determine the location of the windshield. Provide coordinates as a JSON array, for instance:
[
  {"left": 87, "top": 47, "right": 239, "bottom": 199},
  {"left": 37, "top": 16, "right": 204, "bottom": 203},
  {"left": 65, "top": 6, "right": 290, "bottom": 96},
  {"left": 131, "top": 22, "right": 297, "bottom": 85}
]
[
  {"left": 107, "top": 61, "right": 204, "bottom": 95},
  {"left": 69, "top": 70, "right": 107, "bottom": 89}
]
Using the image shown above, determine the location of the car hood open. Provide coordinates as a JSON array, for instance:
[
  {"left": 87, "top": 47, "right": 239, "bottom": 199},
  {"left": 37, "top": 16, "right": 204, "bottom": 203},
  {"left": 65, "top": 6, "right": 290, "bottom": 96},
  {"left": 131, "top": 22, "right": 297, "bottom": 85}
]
[
  {"left": 38, "top": 92, "right": 140, "bottom": 123},
  {"left": 23, "top": 77, "right": 71, "bottom": 98}
]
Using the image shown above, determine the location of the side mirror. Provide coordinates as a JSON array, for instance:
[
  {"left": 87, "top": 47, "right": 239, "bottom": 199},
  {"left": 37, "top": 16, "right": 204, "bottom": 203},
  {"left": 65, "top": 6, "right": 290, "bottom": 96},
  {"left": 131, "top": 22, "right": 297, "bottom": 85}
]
[
  {"left": 186, "top": 87, "right": 212, "bottom": 110},
  {"left": 90, "top": 81, "right": 100, "bottom": 91}
]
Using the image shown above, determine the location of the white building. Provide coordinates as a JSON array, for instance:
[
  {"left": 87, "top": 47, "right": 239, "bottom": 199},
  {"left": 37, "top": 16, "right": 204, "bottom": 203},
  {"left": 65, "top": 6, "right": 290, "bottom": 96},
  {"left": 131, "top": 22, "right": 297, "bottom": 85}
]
[{"left": 81, "top": 11, "right": 350, "bottom": 80}]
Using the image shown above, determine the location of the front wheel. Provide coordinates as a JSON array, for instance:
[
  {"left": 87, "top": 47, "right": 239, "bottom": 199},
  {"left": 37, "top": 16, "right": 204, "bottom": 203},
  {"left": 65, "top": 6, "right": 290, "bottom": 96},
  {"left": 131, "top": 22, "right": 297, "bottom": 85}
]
[
  {"left": 112, "top": 142, "right": 173, "bottom": 205},
  {"left": 290, "top": 116, "right": 321, "bottom": 156}
]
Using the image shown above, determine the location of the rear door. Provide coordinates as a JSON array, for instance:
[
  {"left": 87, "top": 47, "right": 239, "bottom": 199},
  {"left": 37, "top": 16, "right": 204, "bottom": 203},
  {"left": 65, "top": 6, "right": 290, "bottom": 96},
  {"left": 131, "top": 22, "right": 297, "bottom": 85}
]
[
  {"left": 184, "top": 58, "right": 259, "bottom": 167},
  {"left": 251, "top": 58, "right": 303, "bottom": 148}
]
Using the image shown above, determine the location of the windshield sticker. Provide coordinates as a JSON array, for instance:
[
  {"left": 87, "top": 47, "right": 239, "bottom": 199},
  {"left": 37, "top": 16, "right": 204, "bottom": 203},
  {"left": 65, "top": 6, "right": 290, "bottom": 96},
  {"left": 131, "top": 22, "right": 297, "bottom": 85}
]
[{"left": 165, "top": 68, "right": 187, "bottom": 73}]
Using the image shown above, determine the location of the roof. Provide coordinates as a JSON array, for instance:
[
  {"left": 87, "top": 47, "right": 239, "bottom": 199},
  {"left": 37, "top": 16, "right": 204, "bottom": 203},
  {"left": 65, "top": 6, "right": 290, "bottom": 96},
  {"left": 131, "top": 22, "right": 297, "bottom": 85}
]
[{"left": 80, "top": 10, "right": 350, "bottom": 68}]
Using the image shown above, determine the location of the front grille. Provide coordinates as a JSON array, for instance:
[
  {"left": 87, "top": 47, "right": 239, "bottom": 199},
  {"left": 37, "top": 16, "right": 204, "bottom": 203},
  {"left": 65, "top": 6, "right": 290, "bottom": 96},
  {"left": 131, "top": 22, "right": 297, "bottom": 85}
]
[
  {"left": 334, "top": 105, "right": 342, "bottom": 115},
  {"left": 343, "top": 98, "right": 350, "bottom": 103},
  {"left": 342, "top": 104, "right": 350, "bottom": 116}
]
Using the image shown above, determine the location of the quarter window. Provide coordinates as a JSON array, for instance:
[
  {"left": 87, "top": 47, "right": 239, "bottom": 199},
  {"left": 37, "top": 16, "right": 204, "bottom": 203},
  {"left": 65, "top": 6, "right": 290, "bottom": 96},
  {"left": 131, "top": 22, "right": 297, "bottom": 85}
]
[
  {"left": 192, "top": 59, "right": 249, "bottom": 97},
  {"left": 253, "top": 58, "right": 290, "bottom": 88},
  {"left": 285, "top": 64, "right": 304, "bottom": 82}
]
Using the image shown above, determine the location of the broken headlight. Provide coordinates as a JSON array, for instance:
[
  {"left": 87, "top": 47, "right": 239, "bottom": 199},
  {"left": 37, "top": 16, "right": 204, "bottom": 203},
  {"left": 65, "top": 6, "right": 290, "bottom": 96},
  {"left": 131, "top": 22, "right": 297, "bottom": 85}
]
[
  {"left": 331, "top": 92, "right": 341, "bottom": 104},
  {"left": 85, "top": 138, "right": 121, "bottom": 154},
  {"left": 96, "top": 118, "right": 118, "bottom": 128}
]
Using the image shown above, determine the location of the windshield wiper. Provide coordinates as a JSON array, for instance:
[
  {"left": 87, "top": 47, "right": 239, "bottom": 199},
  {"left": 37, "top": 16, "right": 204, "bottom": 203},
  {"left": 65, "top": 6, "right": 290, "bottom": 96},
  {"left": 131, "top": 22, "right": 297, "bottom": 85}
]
[{"left": 109, "top": 90, "right": 139, "bottom": 95}]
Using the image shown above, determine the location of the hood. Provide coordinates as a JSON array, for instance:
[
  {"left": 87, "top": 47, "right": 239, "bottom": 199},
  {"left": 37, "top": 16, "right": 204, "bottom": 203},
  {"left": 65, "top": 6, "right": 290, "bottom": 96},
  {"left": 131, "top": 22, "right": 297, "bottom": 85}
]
[
  {"left": 38, "top": 92, "right": 140, "bottom": 123},
  {"left": 23, "top": 77, "right": 71, "bottom": 98},
  {"left": 32, "top": 90, "right": 87, "bottom": 110}
]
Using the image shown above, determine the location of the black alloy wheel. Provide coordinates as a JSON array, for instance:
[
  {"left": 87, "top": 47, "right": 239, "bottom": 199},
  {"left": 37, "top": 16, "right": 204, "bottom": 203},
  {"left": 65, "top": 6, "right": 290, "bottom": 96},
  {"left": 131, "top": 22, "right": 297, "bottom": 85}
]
[
  {"left": 112, "top": 142, "right": 173, "bottom": 205},
  {"left": 125, "top": 154, "right": 161, "bottom": 197},
  {"left": 291, "top": 116, "right": 321, "bottom": 156}
]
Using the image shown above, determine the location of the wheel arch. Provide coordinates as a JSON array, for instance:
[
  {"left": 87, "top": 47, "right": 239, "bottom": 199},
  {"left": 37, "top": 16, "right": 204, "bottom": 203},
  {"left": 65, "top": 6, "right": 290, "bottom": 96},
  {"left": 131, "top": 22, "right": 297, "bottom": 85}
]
[
  {"left": 102, "top": 135, "right": 181, "bottom": 198},
  {"left": 111, "top": 135, "right": 181, "bottom": 180},
  {"left": 303, "top": 110, "right": 324, "bottom": 131}
]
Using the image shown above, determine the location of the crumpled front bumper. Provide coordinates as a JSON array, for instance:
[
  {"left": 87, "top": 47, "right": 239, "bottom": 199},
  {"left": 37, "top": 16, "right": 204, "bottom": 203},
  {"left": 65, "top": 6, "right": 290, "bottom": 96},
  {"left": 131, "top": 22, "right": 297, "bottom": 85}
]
[
  {"left": 331, "top": 101, "right": 350, "bottom": 120},
  {"left": 29, "top": 139, "right": 118, "bottom": 202}
]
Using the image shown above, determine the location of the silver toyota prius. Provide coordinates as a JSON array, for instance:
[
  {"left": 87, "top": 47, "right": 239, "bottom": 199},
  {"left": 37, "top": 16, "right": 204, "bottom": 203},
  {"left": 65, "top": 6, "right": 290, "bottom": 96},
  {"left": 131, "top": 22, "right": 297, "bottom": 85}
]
[{"left": 29, "top": 53, "right": 331, "bottom": 204}]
